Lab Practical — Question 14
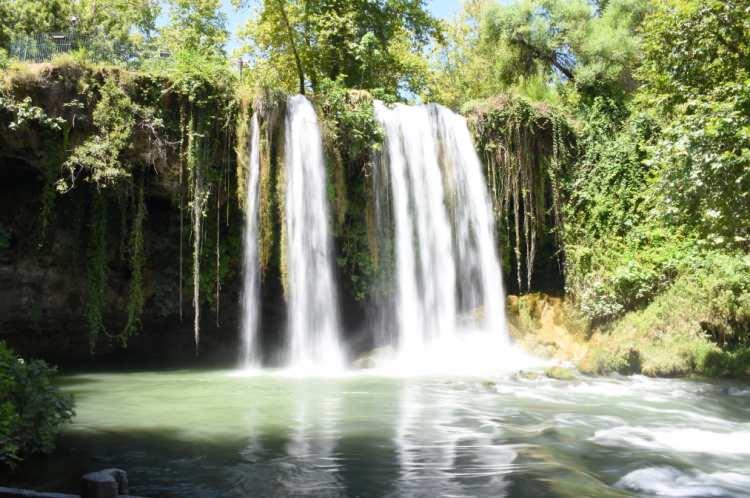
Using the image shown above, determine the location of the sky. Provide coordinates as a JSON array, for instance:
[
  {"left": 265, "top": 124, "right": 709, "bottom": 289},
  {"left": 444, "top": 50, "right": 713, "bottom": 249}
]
[{"left": 200, "top": 0, "right": 464, "bottom": 53}]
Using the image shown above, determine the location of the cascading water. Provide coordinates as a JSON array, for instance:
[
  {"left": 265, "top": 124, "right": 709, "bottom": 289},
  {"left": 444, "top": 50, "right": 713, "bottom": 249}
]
[
  {"left": 284, "top": 95, "right": 345, "bottom": 371},
  {"left": 376, "top": 104, "right": 458, "bottom": 355},
  {"left": 436, "top": 108, "right": 508, "bottom": 343},
  {"left": 374, "top": 102, "right": 511, "bottom": 373},
  {"left": 239, "top": 113, "right": 262, "bottom": 368}
]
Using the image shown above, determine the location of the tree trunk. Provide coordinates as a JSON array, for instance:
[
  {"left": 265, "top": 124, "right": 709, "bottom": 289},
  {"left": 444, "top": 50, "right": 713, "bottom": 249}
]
[{"left": 277, "top": 0, "right": 306, "bottom": 95}]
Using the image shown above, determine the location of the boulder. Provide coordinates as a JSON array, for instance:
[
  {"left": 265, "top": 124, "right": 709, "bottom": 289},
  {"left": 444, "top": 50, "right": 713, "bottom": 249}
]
[
  {"left": 352, "top": 346, "right": 394, "bottom": 369},
  {"left": 81, "top": 469, "right": 128, "bottom": 498}
]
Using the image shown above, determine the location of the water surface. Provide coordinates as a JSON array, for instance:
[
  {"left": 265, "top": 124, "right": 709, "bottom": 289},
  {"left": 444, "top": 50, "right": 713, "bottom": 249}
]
[{"left": 14, "top": 370, "right": 750, "bottom": 497}]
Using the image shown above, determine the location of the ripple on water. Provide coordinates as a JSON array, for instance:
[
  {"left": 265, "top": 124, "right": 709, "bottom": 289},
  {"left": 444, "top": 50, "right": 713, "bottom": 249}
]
[
  {"left": 615, "top": 466, "right": 750, "bottom": 498},
  {"left": 591, "top": 426, "right": 750, "bottom": 456}
]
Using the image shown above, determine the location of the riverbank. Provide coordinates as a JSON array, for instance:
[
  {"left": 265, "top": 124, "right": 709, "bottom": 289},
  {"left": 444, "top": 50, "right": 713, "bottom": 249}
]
[{"left": 508, "top": 292, "right": 750, "bottom": 379}]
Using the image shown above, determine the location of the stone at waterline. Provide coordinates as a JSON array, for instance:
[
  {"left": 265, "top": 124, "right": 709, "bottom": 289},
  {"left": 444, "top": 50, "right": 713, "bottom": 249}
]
[
  {"left": 352, "top": 346, "right": 395, "bottom": 369},
  {"left": 544, "top": 366, "right": 577, "bottom": 381},
  {"left": 81, "top": 469, "right": 128, "bottom": 498}
]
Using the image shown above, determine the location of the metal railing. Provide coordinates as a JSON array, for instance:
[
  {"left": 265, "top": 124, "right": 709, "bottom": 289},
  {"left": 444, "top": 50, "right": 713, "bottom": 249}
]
[{"left": 9, "top": 31, "right": 169, "bottom": 67}]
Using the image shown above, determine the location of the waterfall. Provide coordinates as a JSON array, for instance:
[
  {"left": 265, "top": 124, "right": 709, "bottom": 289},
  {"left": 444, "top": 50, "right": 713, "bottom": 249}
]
[
  {"left": 240, "top": 113, "right": 262, "bottom": 368},
  {"left": 374, "top": 102, "right": 510, "bottom": 372},
  {"left": 284, "top": 95, "right": 345, "bottom": 371}
]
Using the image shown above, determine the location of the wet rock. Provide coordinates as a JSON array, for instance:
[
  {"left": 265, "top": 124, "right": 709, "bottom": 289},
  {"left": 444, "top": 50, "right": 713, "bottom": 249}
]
[
  {"left": 544, "top": 366, "right": 576, "bottom": 380},
  {"left": 352, "top": 346, "right": 393, "bottom": 369},
  {"left": 515, "top": 370, "right": 542, "bottom": 381}
]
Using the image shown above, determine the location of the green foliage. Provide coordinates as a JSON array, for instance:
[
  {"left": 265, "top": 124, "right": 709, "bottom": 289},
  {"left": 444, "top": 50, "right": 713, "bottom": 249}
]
[
  {"left": 699, "top": 347, "right": 750, "bottom": 378},
  {"left": 237, "top": 0, "right": 441, "bottom": 98},
  {"left": 2, "top": 0, "right": 160, "bottom": 58},
  {"left": 161, "top": 0, "right": 227, "bottom": 55},
  {"left": 564, "top": 99, "right": 655, "bottom": 240},
  {"left": 316, "top": 79, "right": 383, "bottom": 166},
  {"left": 427, "top": 0, "right": 650, "bottom": 108},
  {"left": 0, "top": 341, "right": 74, "bottom": 467},
  {"left": 148, "top": 48, "right": 235, "bottom": 108},
  {"left": 60, "top": 77, "right": 136, "bottom": 191},
  {"left": 0, "top": 94, "right": 65, "bottom": 131},
  {"left": 482, "top": 0, "right": 648, "bottom": 99},
  {"left": 639, "top": 0, "right": 750, "bottom": 249},
  {"left": 315, "top": 80, "right": 385, "bottom": 301},
  {"left": 580, "top": 251, "right": 750, "bottom": 377},
  {"left": 564, "top": 0, "right": 750, "bottom": 331}
]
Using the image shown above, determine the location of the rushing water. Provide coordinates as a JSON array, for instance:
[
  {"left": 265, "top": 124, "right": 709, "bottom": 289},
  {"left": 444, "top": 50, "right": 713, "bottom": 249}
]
[
  {"left": 374, "top": 103, "right": 509, "bottom": 372},
  {"left": 240, "top": 112, "right": 261, "bottom": 368},
  {"left": 12, "top": 370, "right": 750, "bottom": 498},
  {"left": 284, "top": 95, "right": 344, "bottom": 371}
]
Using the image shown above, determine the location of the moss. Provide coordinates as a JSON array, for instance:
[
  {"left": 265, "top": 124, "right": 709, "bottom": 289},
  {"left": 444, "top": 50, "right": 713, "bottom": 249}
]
[
  {"left": 254, "top": 89, "right": 286, "bottom": 282},
  {"left": 276, "top": 139, "right": 288, "bottom": 298},
  {"left": 235, "top": 96, "right": 251, "bottom": 210},
  {"left": 507, "top": 293, "right": 589, "bottom": 364}
]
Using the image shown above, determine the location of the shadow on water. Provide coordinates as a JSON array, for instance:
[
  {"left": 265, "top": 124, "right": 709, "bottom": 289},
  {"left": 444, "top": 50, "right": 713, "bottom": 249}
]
[{"left": 3, "top": 427, "right": 622, "bottom": 498}]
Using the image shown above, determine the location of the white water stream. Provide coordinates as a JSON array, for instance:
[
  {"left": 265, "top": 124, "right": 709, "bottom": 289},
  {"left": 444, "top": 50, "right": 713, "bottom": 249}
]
[
  {"left": 284, "top": 95, "right": 345, "bottom": 371},
  {"left": 240, "top": 112, "right": 261, "bottom": 368},
  {"left": 374, "top": 102, "right": 512, "bottom": 373},
  {"left": 240, "top": 99, "right": 517, "bottom": 374}
]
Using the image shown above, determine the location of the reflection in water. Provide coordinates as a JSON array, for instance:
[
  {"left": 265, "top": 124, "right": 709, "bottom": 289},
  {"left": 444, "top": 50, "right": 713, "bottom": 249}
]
[
  {"left": 21, "top": 371, "right": 750, "bottom": 498},
  {"left": 282, "top": 383, "right": 343, "bottom": 496},
  {"left": 392, "top": 382, "right": 515, "bottom": 497}
]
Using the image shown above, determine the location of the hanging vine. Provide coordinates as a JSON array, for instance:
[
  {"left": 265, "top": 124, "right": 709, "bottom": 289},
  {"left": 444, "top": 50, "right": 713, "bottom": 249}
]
[
  {"left": 186, "top": 110, "right": 208, "bottom": 354},
  {"left": 178, "top": 101, "right": 187, "bottom": 324},
  {"left": 121, "top": 175, "right": 146, "bottom": 344},
  {"left": 86, "top": 191, "right": 108, "bottom": 352},
  {"left": 467, "top": 95, "right": 574, "bottom": 292}
]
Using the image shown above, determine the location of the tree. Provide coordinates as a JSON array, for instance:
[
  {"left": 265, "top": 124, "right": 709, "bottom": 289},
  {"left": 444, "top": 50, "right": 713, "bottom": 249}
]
[
  {"left": 639, "top": 0, "right": 750, "bottom": 248},
  {"left": 427, "top": 0, "right": 650, "bottom": 107},
  {"left": 161, "top": 0, "right": 228, "bottom": 54},
  {"left": 0, "top": 0, "right": 160, "bottom": 54},
  {"left": 236, "top": 0, "right": 442, "bottom": 98}
]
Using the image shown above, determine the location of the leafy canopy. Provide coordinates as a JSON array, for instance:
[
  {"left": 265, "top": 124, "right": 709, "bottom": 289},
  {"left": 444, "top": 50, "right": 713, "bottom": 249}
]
[
  {"left": 236, "top": 0, "right": 442, "bottom": 98},
  {"left": 426, "top": 0, "right": 650, "bottom": 108},
  {"left": 639, "top": 0, "right": 750, "bottom": 248},
  {"left": 0, "top": 0, "right": 160, "bottom": 51}
]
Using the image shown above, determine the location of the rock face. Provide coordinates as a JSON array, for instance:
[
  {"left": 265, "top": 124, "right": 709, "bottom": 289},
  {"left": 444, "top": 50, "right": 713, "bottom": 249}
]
[
  {"left": 0, "top": 156, "right": 244, "bottom": 365},
  {"left": 506, "top": 293, "right": 589, "bottom": 365}
]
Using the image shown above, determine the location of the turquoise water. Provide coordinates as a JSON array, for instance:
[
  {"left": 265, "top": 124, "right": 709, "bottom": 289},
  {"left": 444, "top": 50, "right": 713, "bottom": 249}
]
[{"left": 10, "top": 370, "right": 750, "bottom": 497}]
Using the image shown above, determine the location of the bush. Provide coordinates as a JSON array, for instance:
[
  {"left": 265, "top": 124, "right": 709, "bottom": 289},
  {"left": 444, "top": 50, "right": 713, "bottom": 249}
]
[
  {"left": 578, "top": 250, "right": 750, "bottom": 377},
  {"left": 0, "top": 341, "right": 74, "bottom": 466}
]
